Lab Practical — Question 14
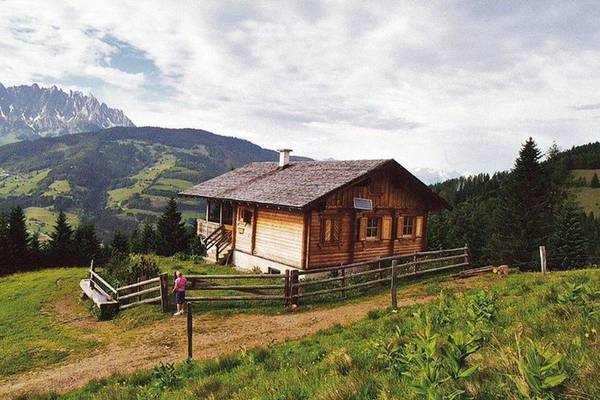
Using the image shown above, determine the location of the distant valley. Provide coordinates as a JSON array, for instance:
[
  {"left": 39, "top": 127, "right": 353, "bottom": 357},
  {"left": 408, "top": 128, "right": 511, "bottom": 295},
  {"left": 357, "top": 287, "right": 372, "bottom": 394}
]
[{"left": 0, "top": 126, "right": 297, "bottom": 239}]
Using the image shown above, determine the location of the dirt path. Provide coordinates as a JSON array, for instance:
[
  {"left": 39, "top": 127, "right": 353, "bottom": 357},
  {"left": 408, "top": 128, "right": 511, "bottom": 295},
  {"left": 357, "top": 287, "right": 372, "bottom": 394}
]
[{"left": 0, "top": 276, "right": 487, "bottom": 399}]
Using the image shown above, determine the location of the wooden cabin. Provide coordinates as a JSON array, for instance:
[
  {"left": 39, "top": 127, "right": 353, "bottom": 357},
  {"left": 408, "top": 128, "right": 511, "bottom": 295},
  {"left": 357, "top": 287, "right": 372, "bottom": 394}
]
[{"left": 180, "top": 150, "right": 448, "bottom": 273}]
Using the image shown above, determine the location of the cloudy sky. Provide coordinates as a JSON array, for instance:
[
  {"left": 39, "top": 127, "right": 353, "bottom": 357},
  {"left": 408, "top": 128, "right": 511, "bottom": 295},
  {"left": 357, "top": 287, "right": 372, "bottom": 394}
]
[{"left": 2, "top": 1, "right": 600, "bottom": 180}]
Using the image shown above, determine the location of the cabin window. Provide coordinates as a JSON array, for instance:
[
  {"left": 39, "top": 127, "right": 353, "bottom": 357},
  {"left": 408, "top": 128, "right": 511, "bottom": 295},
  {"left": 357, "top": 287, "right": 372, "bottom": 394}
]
[
  {"left": 366, "top": 217, "right": 379, "bottom": 239},
  {"left": 403, "top": 216, "right": 415, "bottom": 236},
  {"left": 321, "top": 217, "right": 341, "bottom": 243}
]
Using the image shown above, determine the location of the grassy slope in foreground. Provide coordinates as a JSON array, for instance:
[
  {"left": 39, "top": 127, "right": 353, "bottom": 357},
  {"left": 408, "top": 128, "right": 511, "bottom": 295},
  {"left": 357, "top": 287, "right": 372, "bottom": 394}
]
[
  {"left": 22, "top": 268, "right": 600, "bottom": 400},
  {"left": 0, "top": 258, "right": 243, "bottom": 378}
]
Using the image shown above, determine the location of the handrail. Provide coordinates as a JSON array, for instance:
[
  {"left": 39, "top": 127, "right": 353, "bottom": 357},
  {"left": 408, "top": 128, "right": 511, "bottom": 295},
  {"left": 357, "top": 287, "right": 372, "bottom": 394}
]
[
  {"left": 117, "top": 276, "right": 161, "bottom": 292},
  {"left": 90, "top": 270, "right": 118, "bottom": 295}
]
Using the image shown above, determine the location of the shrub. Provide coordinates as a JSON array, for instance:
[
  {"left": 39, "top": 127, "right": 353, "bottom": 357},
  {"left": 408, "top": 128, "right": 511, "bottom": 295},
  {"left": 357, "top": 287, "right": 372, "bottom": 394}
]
[{"left": 103, "top": 254, "right": 160, "bottom": 286}]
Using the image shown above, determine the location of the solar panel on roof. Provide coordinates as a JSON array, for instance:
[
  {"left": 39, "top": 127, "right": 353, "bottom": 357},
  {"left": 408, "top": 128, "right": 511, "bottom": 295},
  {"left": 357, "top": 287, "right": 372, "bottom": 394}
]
[{"left": 353, "top": 198, "right": 373, "bottom": 210}]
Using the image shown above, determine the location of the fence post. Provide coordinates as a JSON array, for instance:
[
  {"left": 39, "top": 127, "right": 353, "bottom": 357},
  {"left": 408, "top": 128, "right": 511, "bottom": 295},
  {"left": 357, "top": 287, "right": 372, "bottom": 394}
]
[
  {"left": 539, "top": 245, "right": 547, "bottom": 275},
  {"left": 187, "top": 302, "right": 193, "bottom": 359},
  {"left": 284, "top": 270, "right": 290, "bottom": 307},
  {"left": 341, "top": 267, "right": 346, "bottom": 298},
  {"left": 159, "top": 273, "right": 169, "bottom": 313},
  {"left": 290, "top": 270, "right": 299, "bottom": 307},
  {"left": 391, "top": 260, "right": 398, "bottom": 309},
  {"left": 89, "top": 259, "right": 95, "bottom": 290},
  {"left": 463, "top": 244, "right": 470, "bottom": 265}
]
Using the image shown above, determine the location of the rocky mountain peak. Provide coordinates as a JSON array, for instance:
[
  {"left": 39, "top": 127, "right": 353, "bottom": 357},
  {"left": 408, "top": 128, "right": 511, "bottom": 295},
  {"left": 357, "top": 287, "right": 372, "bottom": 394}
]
[{"left": 0, "top": 83, "right": 135, "bottom": 144}]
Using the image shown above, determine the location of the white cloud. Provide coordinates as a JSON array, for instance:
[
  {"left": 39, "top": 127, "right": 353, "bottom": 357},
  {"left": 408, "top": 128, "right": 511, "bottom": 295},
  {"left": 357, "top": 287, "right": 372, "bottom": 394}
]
[{"left": 1, "top": 1, "right": 600, "bottom": 175}]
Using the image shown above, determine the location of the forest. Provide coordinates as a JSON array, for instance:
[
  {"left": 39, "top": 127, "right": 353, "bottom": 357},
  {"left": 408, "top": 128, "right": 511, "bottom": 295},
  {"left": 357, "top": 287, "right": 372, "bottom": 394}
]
[{"left": 428, "top": 139, "right": 600, "bottom": 269}]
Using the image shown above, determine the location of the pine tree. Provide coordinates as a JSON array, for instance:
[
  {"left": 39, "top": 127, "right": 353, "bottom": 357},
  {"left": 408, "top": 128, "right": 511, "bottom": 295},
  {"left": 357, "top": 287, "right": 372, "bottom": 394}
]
[
  {"left": 140, "top": 221, "right": 156, "bottom": 254},
  {"left": 48, "top": 212, "right": 74, "bottom": 266},
  {"left": 110, "top": 230, "right": 130, "bottom": 255},
  {"left": 74, "top": 220, "right": 101, "bottom": 264},
  {"left": 156, "top": 198, "right": 188, "bottom": 256},
  {"left": 591, "top": 173, "right": 600, "bottom": 188},
  {"left": 29, "top": 232, "right": 43, "bottom": 268},
  {"left": 551, "top": 201, "right": 588, "bottom": 269},
  {"left": 129, "top": 227, "right": 142, "bottom": 254},
  {"left": 6, "top": 206, "right": 30, "bottom": 271},
  {"left": 494, "top": 138, "right": 551, "bottom": 265}
]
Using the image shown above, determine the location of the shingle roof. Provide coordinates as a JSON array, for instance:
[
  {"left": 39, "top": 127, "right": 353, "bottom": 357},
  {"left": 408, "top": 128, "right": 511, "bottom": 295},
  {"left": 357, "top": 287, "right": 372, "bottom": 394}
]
[{"left": 180, "top": 159, "right": 447, "bottom": 210}]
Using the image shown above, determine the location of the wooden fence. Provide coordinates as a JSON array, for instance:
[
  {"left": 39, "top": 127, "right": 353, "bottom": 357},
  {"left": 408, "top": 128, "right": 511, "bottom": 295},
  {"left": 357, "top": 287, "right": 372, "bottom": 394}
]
[
  {"left": 87, "top": 263, "right": 169, "bottom": 312},
  {"left": 184, "top": 246, "right": 470, "bottom": 307}
]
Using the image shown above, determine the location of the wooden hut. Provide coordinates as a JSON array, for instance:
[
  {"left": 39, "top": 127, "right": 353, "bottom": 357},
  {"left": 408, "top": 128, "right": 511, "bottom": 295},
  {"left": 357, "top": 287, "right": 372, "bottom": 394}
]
[{"left": 180, "top": 150, "right": 448, "bottom": 273}]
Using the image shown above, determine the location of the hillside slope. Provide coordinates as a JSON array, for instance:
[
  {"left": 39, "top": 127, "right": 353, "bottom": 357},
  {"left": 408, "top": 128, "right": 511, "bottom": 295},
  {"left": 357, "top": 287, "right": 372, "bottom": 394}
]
[{"left": 0, "top": 127, "right": 298, "bottom": 237}]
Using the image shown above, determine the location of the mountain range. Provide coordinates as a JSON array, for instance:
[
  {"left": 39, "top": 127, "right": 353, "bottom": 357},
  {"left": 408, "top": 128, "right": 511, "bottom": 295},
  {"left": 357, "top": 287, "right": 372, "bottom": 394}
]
[
  {"left": 0, "top": 83, "right": 134, "bottom": 145},
  {"left": 0, "top": 126, "right": 303, "bottom": 239}
]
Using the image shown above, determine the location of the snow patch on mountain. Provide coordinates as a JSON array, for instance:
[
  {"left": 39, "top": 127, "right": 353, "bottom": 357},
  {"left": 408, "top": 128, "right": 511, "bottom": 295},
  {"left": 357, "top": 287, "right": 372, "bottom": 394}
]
[{"left": 0, "top": 83, "right": 134, "bottom": 143}]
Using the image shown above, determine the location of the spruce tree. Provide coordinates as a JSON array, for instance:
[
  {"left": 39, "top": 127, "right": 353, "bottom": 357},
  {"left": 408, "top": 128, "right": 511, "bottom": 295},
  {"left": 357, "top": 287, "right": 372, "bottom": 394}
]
[
  {"left": 551, "top": 201, "right": 588, "bottom": 269},
  {"left": 129, "top": 227, "right": 142, "bottom": 254},
  {"left": 494, "top": 138, "right": 550, "bottom": 265},
  {"left": 156, "top": 198, "right": 188, "bottom": 256},
  {"left": 48, "top": 212, "right": 74, "bottom": 266},
  {"left": 74, "top": 220, "right": 101, "bottom": 264},
  {"left": 591, "top": 173, "right": 600, "bottom": 188},
  {"left": 110, "top": 230, "right": 130, "bottom": 255},
  {"left": 140, "top": 221, "right": 157, "bottom": 254},
  {"left": 29, "top": 232, "right": 43, "bottom": 268},
  {"left": 6, "top": 206, "right": 30, "bottom": 271}
]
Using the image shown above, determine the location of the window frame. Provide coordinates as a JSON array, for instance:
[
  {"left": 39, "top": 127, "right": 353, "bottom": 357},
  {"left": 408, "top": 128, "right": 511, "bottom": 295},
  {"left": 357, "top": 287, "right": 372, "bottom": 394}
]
[
  {"left": 402, "top": 216, "right": 415, "bottom": 237},
  {"left": 366, "top": 217, "right": 379, "bottom": 240}
]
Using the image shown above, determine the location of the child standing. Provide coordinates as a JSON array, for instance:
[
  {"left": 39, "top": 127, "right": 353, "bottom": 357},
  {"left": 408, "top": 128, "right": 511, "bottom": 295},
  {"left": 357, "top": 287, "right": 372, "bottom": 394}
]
[{"left": 172, "top": 271, "right": 187, "bottom": 316}]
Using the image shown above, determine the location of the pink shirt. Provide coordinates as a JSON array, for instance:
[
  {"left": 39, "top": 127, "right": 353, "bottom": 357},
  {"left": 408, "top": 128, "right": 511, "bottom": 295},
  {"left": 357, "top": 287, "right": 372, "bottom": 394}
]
[{"left": 175, "top": 276, "right": 187, "bottom": 292}]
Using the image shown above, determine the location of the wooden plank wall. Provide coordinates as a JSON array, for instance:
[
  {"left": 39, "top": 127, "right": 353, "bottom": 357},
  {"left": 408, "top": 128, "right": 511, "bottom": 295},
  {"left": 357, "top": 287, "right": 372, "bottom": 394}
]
[
  {"left": 254, "top": 209, "right": 304, "bottom": 267},
  {"left": 308, "top": 170, "right": 428, "bottom": 268}
]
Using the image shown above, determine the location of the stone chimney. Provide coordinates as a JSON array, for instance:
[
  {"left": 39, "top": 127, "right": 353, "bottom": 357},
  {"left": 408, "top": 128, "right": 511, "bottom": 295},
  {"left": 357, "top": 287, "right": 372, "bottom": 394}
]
[{"left": 278, "top": 149, "right": 292, "bottom": 167}]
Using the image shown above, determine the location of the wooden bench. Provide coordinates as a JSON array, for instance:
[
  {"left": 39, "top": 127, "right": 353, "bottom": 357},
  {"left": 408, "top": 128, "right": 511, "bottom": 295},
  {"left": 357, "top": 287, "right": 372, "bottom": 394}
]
[{"left": 80, "top": 279, "right": 119, "bottom": 315}]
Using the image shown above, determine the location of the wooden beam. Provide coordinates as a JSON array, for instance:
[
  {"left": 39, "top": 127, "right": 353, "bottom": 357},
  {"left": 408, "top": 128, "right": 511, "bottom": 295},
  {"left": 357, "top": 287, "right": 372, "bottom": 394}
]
[
  {"left": 301, "top": 210, "right": 310, "bottom": 269},
  {"left": 251, "top": 205, "right": 258, "bottom": 255}
]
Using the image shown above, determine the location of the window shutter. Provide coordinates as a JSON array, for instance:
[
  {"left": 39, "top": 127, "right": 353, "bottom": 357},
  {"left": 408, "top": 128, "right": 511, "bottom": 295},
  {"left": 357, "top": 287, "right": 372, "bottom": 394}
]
[
  {"left": 381, "top": 216, "right": 392, "bottom": 240},
  {"left": 396, "top": 216, "right": 404, "bottom": 239},
  {"left": 324, "top": 219, "right": 332, "bottom": 242},
  {"left": 415, "top": 216, "right": 424, "bottom": 238},
  {"left": 358, "top": 217, "right": 367, "bottom": 241}
]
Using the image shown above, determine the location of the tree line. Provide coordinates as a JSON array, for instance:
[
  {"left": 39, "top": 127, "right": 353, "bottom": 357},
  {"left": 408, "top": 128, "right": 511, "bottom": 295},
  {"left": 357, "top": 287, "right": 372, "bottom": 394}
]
[
  {"left": 428, "top": 139, "right": 600, "bottom": 269},
  {"left": 0, "top": 198, "right": 203, "bottom": 276}
]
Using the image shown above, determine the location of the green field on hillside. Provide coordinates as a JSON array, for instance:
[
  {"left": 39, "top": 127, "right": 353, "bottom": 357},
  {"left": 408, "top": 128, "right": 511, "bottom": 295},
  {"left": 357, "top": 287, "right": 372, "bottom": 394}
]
[
  {"left": 25, "top": 207, "right": 80, "bottom": 239},
  {"left": 0, "top": 169, "right": 50, "bottom": 197},
  {"left": 108, "top": 155, "right": 177, "bottom": 207},
  {"left": 42, "top": 180, "right": 72, "bottom": 197},
  {"left": 572, "top": 168, "right": 600, "bottom": 185},
  {"left": 573, "top": 187, "right": 600, "bottom": 215},
  {"left": 15, "top": 268, "right": 600, "bottom": 400}
]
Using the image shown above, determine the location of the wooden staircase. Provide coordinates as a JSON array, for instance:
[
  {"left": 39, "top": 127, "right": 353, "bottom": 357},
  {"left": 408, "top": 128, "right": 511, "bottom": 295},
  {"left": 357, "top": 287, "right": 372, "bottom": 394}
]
[{"left": 202, "top": 225, "right": 233, "bottom": 265}]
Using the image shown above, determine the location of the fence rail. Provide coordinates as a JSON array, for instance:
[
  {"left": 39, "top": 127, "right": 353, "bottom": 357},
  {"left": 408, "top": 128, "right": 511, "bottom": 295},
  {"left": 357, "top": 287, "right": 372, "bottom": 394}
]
[
  {"left": 87, "top": 263, "right": 169, "bottom": 312},
  {"left": 183, "top": 246, "right": 471, "bottom": 307}
]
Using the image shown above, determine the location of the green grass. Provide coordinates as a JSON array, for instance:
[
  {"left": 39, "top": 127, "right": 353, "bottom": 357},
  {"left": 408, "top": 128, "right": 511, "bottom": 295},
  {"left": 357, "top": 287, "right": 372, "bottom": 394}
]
[
  {"left": 572, "top": 168, "right": 600, "bottom": 185},
  {"left": 0, "top": 169, "right": 50, "bottom": 197},
  {"left": 108, "top": 155, "right": 176, "bottom": 206},
  {"left": 150, "top": 177, "right": 195, "bottom": 192},
  {"left": 42, "top": 180, "right": 71, "bottom": 197},
  {"left": 25, "top": 207, "right": 79, "bottom": 239},
  {"left": 573, "top": 186, "right": 600, "bottom": 215},
  {"left": 24, "top": 268, "right": 600, "bottom": 400},
  {"left": 0, "top": 268, "right": 97, "bottom": 377}
]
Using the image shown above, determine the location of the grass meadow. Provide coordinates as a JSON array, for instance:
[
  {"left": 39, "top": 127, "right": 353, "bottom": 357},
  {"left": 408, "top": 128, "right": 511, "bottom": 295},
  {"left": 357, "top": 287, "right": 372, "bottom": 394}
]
[{"left": 14, "top": 268, "right": 600, "bottom": 400}]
